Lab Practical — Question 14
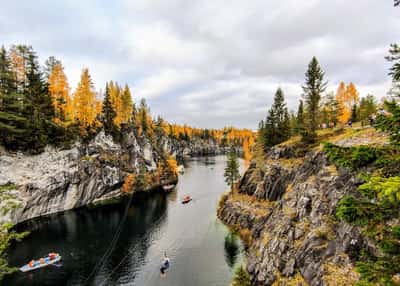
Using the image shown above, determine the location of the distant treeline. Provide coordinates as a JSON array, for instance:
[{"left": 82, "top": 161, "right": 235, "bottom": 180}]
[{"left": 0, "top": 45, "right": 254, "bottom": 154}]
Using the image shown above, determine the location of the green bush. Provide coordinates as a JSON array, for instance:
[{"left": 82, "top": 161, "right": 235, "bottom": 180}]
[
  {"left": 358, "top": 176, "right": 400, "bottom": 204},
  {"left": 231, "top": 266, "right": 251, "bottom": 286},
  {"left": 336, "top": 195, "right": 374, "bottom": 225},
  {"left": 323, "top": 143, "right": 379, "bottom": 170}
]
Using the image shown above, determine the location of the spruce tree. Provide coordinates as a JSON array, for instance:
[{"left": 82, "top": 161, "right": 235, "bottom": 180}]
[
  {"left": 0, "top": 46, "right": 28, "bottom": 149},
  {"left": 102, "top": 83, "right": 117, "bottom": 136},
  {"left": 359, "top": 95, "right": 377, "bottom": 125},
  {"left": 295, "top": 100, "right": 305, "bottom": 134},
  {"left": 301, "top": 57, "right": 327, "bottom": 143},
  {"left": 24, "top": 48, "right": 53, "bottom": 152},
  {"left": 260, "top": 88, "right": 291, "bottom": 147},
  {"left": 224, "top": 147, "right": 240, "bottom": 191},
  {"left": 351, "top": 104, "right": 358, "bottom": 123}
]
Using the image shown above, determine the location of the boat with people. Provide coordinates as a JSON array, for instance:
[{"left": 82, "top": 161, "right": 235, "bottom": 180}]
[
  {"left": 20, "top": 253, "right": 62, "bottom": 272},
  {"left": 181, "top": 195, "right": 192, "bottom": 204}
]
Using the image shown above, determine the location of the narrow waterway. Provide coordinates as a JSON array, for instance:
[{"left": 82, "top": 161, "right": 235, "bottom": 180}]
[{"left": 4, "top": 156, "right": 244, "bottom": 286}]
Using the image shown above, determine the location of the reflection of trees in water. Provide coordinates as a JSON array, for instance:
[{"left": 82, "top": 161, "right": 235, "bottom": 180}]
[
  {"left": 204, "top": 156, "right": 216, "bottom": 165},
  {"left": 166, "top": 189, "right": 178, "bottom": 203},
  {"left": 6, "top": 192, "right": 169, "bottom": 286},
  {"left": 224, "top": 233, "right": 239, "bottom": 269},
  {"left": 103, "top": 192, "right": 168, "bottom": 285}
]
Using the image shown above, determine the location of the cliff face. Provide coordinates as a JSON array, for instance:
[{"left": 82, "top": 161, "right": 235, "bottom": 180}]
[
  {"left": 164, "top": 137, "right": 229, "bottom": 158},
  {"left": 0, "top": 130, "right": 173, "bottom": 224},
  {"left": 0, "top": 128, "right": 228, "bottom": 225},
  {"left": 218, "top": 146, "right": 364, "bottom": 285}
]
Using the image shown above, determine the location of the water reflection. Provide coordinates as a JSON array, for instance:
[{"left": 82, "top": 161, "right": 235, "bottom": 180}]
[
  {"left": 224, "top": 233, "right": 240, "bottom": 269},
  {"left": 4, "top": 156, "right": 243, "bottom": 286}
]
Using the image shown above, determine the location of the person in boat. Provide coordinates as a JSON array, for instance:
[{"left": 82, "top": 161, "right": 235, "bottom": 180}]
[
  {"left": 48, "top": 253, "right": 57, "bottom": 260},
  {"left": 160, "top": 252, "right": 170, "bottom": 277},
  {"left": 28, "top": 260, "right": 35, "bottom": 268}
]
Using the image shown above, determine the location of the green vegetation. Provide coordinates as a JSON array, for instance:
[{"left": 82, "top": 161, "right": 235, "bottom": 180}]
[
  {"left": 224, "top": 148, "right": 240, "bottom": 191},
  {"left": 0, "top": 184, "right": 28, "bottom": 280},
  {"left": 0, "top": 184, "right": 16, "bottom": 193},
  {"left": 323, "top": 143, "right": 380, "bottom": 170},
  {"left": 258, "top": 88, "right": 291, "bottom": 147},
  {"left": 334, "top": 151, "right": 400, "bottom": 284},
  {"left": 231, "top": 266, "right": 251, "bottom": 286},
  {"left": 0, "top": 223, "right": 28, "bottom": 280},
  {"left": 301, "top": 56, "right": 328, "bottom": 143}
]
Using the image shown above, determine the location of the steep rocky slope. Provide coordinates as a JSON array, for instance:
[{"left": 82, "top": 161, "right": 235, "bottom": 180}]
[
  {"left": 218, "top": 128, "right": 389, "bottom": 286},
  {"left": 0, "top": 127, "right": 231, "bottom": 225},
  {"left": 0, "top": 130, "right": 176, "bottom": 224}
]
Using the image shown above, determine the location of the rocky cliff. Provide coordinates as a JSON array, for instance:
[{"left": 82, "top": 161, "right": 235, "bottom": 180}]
[
  {"left": 164, "top": 137, "right": 229, "bottom": 158},
  {"left": 0, "top": 127, "right": 230, "bottom": 225},
  {"left": 218, "top": 143, "right": 368, "bottom": 285},
  {"left": 0, "top": 130, "right": 176, "bottom": 224}
]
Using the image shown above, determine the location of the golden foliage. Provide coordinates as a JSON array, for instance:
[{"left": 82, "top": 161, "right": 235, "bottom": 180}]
[
  {"left": 107, "top": 81, "right": 133, "bottom": 128},
  {"left": 243, "top": 139, "right": 252, "bottom": 165},
  {"left": 166, "top": 156, "right": 178, "bottom": 175},
  {"left": 121, "top": 173, "right": 135, "bottom": 193},
  {"left": 48, "top": 63, "right": 73, "bottom": 124},
  {"left": 336, "top": 82, "right": 359, "bottom": 123},
  {"left": 73, "top": 68, "right": 101, "bottom": 136}
]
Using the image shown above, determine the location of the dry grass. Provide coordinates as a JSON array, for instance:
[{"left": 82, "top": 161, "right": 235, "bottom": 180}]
[
  {"left": 239, "top": 228, "right": 253, "bottom": 245},
  {"left": 294, "top": 220, "right": 311, "bottom": 249},
  {"left": 325, "top": 164, "right": 338, "bottom": 176},
  {"left": 283, "top": 205, "right": 297, "bottom": 219},
  {"left": 271, "top": 271, "right": 309, "bottom": 286},
  {"left": 323, "top": 260, "right": 359, "bottom": 286}
]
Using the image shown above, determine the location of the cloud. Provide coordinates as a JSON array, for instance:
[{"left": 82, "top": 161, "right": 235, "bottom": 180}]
[{"left": 1, "top": 0, "right": 399, "bottom": 128}]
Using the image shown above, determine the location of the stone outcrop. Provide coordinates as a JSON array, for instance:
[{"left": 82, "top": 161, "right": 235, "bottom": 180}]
[
  {"left": 218, "top": 146, "right": 363, "bottom": 286},
  {"left": 164, "top": 137, "right": 229, "bottom": 158},
  {"left": 0, "top": 130, "right": 173, "bottom": 224}
]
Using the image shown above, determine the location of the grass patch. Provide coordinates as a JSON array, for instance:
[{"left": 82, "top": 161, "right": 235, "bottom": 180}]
[{"left": 0, "top": 183, "right": 16, "bottom": 193}]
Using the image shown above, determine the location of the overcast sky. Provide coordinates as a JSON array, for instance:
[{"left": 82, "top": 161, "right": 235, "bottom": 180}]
[{"left": 1, "top": 0, "right": 399, "bottom": 129}]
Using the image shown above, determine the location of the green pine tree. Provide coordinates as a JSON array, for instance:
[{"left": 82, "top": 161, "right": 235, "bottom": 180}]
[
  {"left": 24, "top": 47, "right": 54, "bottom": 152},
  {"left": 295, "top": 100, "right": 305, "bottom": 134},
  {"left": 224, "top": 147, "right": 240, "bottom": 191},
  {"left": 0, "top": 46, "right": 29, "bottom": 149},
  {"left": 102, "top": 83, "right": 117, "bottom": 136},
  {"left": 359, "top": 95, "right": 377, "bottom": 126},
  {"left": 301, "top": 57, "right": 327, "bottom": 143},
  {"left": 351, "top": 104, "right": 358, "bottom": 123},
  {"left": 260, "top": 88, "right": 291, "bottom": 147}
]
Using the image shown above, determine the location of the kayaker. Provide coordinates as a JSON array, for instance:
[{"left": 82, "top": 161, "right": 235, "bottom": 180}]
[
  {"left": 160, "top": 252, "right": 170, "bottom": 277},
  {"left": 28, "top": 260, "right": 34, "bottom": 268}
]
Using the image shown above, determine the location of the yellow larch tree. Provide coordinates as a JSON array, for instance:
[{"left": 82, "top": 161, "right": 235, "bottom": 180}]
[
  {"left": 73, "top": 68, "right": 100, "bottom": 136},
  {"left": 243, "top": 139, "right": 251, "bottom": 165},
  {"left": 336, "top": 82, "right": 359, "bottom": 124},
  {"left": 346, "top": 82, "right": 359, "bottom": 116},
  {"left": 48, "top": 63, "right": 73, "bottom": 125}
]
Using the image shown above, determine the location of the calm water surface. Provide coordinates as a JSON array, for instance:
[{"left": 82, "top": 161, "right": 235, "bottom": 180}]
[{"left": 3, "top": 156, "right": 244, "bottom": 286}]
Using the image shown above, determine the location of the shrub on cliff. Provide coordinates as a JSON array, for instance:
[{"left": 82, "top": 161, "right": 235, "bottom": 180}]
[
  {"left": 336, "top": 175, "right": 400, "bottom": 285},
  {"left": 323, "top": 143, "right": 380, "bottom": 170},
  {"left": 231, "top": 266, "right": 251, "bottom": 286}
]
